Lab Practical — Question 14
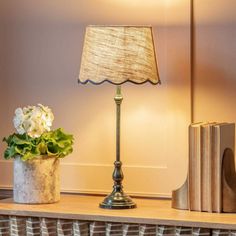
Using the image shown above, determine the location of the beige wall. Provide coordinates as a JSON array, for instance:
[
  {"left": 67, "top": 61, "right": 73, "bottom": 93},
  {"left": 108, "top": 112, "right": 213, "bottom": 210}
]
[
  {"left": 2, "top": 0, "right": 236, "bottom": 198},
  {"left": 0, "top": 0, "right": 191, "bottom": 197},
  {"left": 0, "top": 26, "right": 3, "bottom": 108},
  {"left": 193, "top": 1, "right": 236, "bottom": 143},
  {"left": 0, "top": 15, "right": 8, "bottom": 150}
]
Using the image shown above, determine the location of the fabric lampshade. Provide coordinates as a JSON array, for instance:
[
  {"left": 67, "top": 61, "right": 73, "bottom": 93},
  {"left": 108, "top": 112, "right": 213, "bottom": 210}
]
[{"left": 78, "top": 26, "right": 160, "bottom": 85}]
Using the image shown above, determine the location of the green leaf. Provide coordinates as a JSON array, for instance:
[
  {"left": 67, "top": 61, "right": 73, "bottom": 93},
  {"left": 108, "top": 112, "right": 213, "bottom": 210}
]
[
  {"left": 4, "top": 146, "right": 16, "bottom": 159},
  {"left": 2, "top": 129, "right": 74, "bottom": 161},
  {"left": 37, "top": 142, "right": 47, "bottom": 155}
]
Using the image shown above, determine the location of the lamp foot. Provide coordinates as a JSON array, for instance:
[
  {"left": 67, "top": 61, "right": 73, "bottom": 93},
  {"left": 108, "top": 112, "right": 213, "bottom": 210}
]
[{"left": 100, "top": 191, "right": 136, "bottom": 209}]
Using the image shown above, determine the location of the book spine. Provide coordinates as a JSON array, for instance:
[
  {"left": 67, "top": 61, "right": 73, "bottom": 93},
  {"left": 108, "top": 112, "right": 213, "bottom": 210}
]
[
  {"left": 189, "top": 125, "right": 201, "bottom": 211},
  {"left": 208, "top": 125, "right": 213, "bottom": 212},
  {"left": 212, "top": 125, "right": 221, "bottom": 212},
  {"left": 201, "top": 124, "right": 212, "bottom": 212},
  {"left": 200, "top": 125, "right": 206, "bottom": 211}
]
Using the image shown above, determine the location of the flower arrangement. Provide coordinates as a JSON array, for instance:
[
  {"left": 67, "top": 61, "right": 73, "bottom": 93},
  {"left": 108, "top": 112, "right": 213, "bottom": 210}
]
[{"left": 3, "top": 104, "right": 73, "bottom": 161}]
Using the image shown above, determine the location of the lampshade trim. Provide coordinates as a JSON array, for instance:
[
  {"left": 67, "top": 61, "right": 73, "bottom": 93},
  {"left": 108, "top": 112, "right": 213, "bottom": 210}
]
[
  {"left": 88, "top": 25, "right": 152, "bottom": 28},
  {"left": 77, "top": 78, "right": 161, "bottom": 85}
]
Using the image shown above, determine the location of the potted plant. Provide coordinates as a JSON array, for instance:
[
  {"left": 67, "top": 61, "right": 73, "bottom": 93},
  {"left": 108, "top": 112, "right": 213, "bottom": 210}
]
[{"left": 3, "top": 104, "right": 74, "bottom": 204}]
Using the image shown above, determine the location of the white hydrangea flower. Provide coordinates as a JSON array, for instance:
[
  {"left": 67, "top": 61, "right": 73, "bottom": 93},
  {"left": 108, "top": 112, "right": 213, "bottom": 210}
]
[
  {"left": 13, "top": 104, "right": 54, "bottom": 138},
  {"left": 13, "top": 108, "right": 24, "bottom": 127},
  {"left": 13, "top": 108, "right": 25, "bottom": 134}
]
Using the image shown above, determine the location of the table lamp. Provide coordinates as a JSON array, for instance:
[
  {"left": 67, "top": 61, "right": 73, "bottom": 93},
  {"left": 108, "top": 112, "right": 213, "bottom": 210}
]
[{"left": 78, "top": 26, "right": 160, "bottom": 209}]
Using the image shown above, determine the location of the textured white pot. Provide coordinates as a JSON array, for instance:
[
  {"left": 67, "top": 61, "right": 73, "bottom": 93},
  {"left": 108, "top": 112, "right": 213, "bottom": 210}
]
[{"left": 14, "top": 156, "right": 60, "bottom": 204}]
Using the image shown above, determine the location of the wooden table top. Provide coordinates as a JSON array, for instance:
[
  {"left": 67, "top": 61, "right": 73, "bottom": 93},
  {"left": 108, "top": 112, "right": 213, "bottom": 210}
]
[{"left": 0, "top": 194, "right": 236, "bottom": 229}]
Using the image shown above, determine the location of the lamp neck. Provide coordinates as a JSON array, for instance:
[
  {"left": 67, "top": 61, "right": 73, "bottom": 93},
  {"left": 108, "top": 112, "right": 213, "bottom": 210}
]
[{"left": 114, "top": 85, "right": 123, "bottom": 162}]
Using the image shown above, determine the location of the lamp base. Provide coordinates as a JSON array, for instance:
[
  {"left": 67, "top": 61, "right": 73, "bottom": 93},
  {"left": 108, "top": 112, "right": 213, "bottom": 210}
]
[{"left": 100, "top": 190, "right": 136, "bottom": 209}]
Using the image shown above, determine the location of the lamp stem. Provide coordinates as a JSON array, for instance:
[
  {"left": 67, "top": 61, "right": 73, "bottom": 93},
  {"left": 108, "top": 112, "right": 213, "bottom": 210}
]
[
  {"left": 99, "top": 85, "right": 136, "bottom": 209},
  {"left": 112, "top": 85, "right": 124, "bottom": 194},
  {"left": 115, "top": 85, "right": 123, "bottom": 162}
]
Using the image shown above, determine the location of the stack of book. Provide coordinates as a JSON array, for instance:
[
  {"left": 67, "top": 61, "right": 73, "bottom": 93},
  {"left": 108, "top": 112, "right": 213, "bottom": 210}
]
[{"left": 172, "top": 122, "right": 235, "bottom": 213}]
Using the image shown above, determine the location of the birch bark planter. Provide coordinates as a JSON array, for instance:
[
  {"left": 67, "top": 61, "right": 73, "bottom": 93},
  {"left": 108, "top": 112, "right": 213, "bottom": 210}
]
[{"left": 13, "top": 156, "right": 60, "bottom": 204}]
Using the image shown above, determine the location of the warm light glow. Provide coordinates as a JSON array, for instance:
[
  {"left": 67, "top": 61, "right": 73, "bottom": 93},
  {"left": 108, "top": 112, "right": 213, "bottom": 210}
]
[
  {"left": 98, "top": 0, "right": 190, "bottom": 25},
  {"left": 165, "top": 0, "right": 184, "bottom": 7},
  {"left": 0, "top": 0, "right": 190, "bottom": 26},
  {"left": 104, "top": 0, "right": 164, "bottom": 7},
  {"left": 104, "top": 0, "right": 183, "bottom": 7}
]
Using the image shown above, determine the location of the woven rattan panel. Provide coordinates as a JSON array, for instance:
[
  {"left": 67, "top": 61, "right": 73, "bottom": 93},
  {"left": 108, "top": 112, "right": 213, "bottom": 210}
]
[{"left": 0, "top": 215, "right": 234, "bottom": 236}]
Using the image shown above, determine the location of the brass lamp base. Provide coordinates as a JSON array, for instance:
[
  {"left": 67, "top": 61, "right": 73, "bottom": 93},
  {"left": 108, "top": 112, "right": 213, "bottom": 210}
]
[
  {"left": 99, "top": 86, "right": 137, "bottom": 210},
  {"left": 100, "top": 191, "right": 136, "bottom": 209}
]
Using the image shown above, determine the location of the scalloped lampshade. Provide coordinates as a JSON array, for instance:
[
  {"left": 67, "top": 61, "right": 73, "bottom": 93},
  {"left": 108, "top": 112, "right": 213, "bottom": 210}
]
[{"left": 79, "top": 26, "right": 160, "bottom": 85}]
